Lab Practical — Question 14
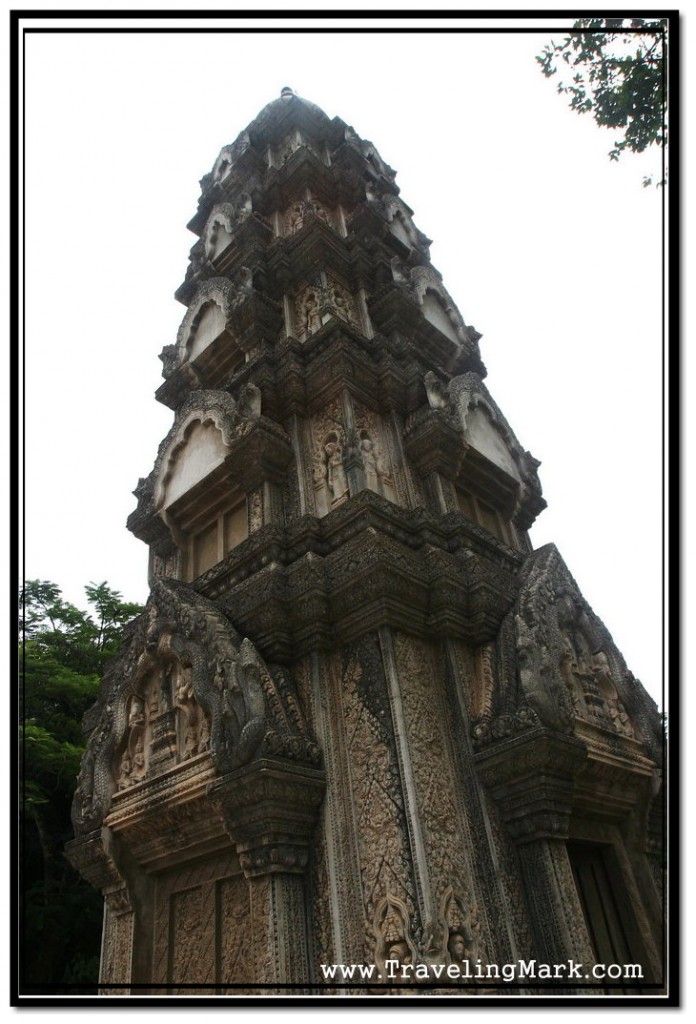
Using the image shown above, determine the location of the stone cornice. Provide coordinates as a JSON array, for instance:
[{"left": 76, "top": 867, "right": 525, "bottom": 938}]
[{"left": 186, "top": 491, "right": 523, "bottom": 659}]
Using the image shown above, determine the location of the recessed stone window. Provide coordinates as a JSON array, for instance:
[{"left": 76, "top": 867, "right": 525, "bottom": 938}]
[
  {"left": 455, "top": 486, "right": 519, "bottom": 549},
  {"left": 186, "top": 493, "right": 248, "bottom": 580}
]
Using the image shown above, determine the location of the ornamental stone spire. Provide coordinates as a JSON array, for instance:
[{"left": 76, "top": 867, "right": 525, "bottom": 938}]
[{"left": 67, "top": 90, "right": 664, "bottom": 996}]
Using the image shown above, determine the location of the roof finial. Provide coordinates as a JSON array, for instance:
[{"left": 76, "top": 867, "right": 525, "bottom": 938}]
[{"left": 280, "top": 86, "right": 295, "bottom": 101}]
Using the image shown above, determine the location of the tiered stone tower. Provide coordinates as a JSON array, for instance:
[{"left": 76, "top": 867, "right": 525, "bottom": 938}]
[{"left": 67, "top": 89, "right": 664, "bottom": 995}]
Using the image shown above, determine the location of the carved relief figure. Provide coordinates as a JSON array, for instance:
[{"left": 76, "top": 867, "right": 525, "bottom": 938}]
[
  {"left": 591, "top": 651, "right": 634, "bottom": 737},
  {"left": 360, "top": 436, "right": 380, "bottom": 492},
  {"left": 174, "top": 666, "right": 202, "bottom": 759},
  {"left": 327, "top": 283, "right": 357, "bottom": 327},
  {"left": 358, "top": 432, "right": 389, "bottom": 496},
  {"left": 285, "top": 196, "right": 333, "bottom": 235},
  {"left": 559, "top": 634, "right": 583, "bottom": 716},
  {"left": 118, "top": 695, "right": 147, "bottom": 789},
  {"left": 302, "top": 290, "right": 322, "bottom": 336},
  {"left": 237, "top": 382, "right": 262, "bottom": 421},
  {"left": 373, "top": 896, "right": 418, "bottom": 976},
  {"left": 443, "top": 891, "right": 479, "bottom": 970},
  {"left": 287, "top": 201, "right": 305, "bottom": 234},
  {"left": 295, "top": 280, "right": 358, "bottom": 338},
  {"left": 324, "top": 437, "right": 348, "bottom": 502}
]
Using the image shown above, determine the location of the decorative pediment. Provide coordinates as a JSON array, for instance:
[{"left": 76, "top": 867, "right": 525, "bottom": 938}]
[
  {"left": 381, "top": 195, "right": 430, "bottom": 252},
  {"left": 472, "top": 545, "right": 662, "bottom": 759},
  {"left": 212, "top": 132, "right": 251, "bottom": 183},
  {"left": 448, "top": 372, "right": 545, "bottom": 519},
  {"left": 176, "top": 272, "right": 253, "bottom": 362},
  {"left": 203, "top": 195, "right": 252, "bottom": 259},
  {"left": 71, "top": 578, "right": 320, "bottom": 836},
  {"left": 343, "top": 126, "right": 396, "bottom": 181},
  {"left": 152, "top": 389, "right": 260, "bottom": 510},
  {"left": 390, "top": 261, "right": 477, "bottom": 353}
]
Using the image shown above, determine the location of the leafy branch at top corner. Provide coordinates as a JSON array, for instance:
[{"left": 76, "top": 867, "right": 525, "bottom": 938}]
[{"left": 536, "top": 17, "right": 668, "bottom": 186}]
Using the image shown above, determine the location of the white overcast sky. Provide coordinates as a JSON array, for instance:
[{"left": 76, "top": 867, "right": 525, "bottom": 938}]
[{"left": 20, "top": 11, "right": 671, "bottom": 708}]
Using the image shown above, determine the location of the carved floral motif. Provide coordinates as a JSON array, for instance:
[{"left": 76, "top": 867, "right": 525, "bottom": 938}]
[{"left": 342, "top": 648, "right": 415, "bottom": 959}]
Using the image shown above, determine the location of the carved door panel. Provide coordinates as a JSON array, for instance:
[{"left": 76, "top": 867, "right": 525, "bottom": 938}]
[{"left": 152, "top": 855, "right": 252, "bottom": 993}]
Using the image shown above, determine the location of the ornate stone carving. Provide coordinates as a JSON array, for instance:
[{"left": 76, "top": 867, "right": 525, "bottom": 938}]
[
  {"left": 473, "top": 545, "right": 651, "bottom": 754},
  {"left": 174, "top": 664, "right": 211, "bottom": 759},
  {"left": 324, "top": 436, "right": 348, "bottom": 502},
  {"left": 150, "top": 387, "right": 269, "bottom": 511},
  {"left": 237, "top": 381, "right": 262, "bottom": 421},
  {"left": 176, "top": 274, "right": 251, "bottom": 361},
  {"left": 353, "top": 407, "right": 395, "bottom": 501},
  {"left": 218, "top": 874, "right": 253, "bottom": 985},
  {"left": 211, "top": 131, "right": 251, "bottom": 182},
  {"left": 69, "top": 91, "right": 665, "bottom": 996},
  {"left": 117, "top": 695, "right": 147, "bottom": 789},
  {"left": 393, "top": 633, "right": 482, "bottom": 943},
  {"left": 294, "top": 278, "right": 359, "bottom": 339},
  {"left": 203, "top": 195, "right": 253, "bottom": 257},
  {"left": 373, "top": 895, "right": 418, "bottom": 976},
  {"left": 343, "top": 126, "right": 396, "bottom": 181},
  {"left": 71, "top": 578, "right": 321, "bottom": 835},
  {"left": 424, "top": 370, "right": 449, "bottom": 410},
  {"left": 341, "top": 646, "right": 416, "bottom": 958},
  {"left": 381, "top": 194, "right": 431, "bottom": 251},
  {"left": 441, "top": 887, "right": 481, "bottom": 969},
  {"left": 284, "top": 195, "right": 334, "bottom": 235}
]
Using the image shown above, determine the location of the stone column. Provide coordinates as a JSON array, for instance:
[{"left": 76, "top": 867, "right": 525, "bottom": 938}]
[
  {"left": 65, "top": 827, "right": 154, "bottom": 994},
  {"left": 475, "top": 730, "right": 597, "bottom": 971},
  {"left": 209, "top": 757, "right": 325, "bottom": 989}
]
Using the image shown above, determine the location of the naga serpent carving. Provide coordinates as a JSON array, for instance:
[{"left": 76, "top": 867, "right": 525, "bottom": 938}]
[{"left": 71, "top": 578, "right": 319, "bottom": 835}]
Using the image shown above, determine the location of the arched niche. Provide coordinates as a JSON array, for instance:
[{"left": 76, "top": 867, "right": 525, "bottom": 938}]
[
  {"left": 186, "top": 300, "right": 227, "bottom": 361},
  {"left": 160, "top": 419, "right": 229, "bottom": 510},
  {"left": 156, "top": 415, "right": 249, "bottom": 581},
  {"left": 422, "top": 289, "right": 460, "bottom": 345},
  {"left": 213, "top": 149, "right": 235, "bottom": 183},
  {"left": 390, "top": 211, "right": 413, "bottom": 248},
  {"left": 464, "top": 403, "right": 521, "bottom": 481},
  {"left": 177, "top": 279, "right": 242, "bottom": 373},
  {"left": 205, "top": 218, "right": 234, "bottom": 261}
]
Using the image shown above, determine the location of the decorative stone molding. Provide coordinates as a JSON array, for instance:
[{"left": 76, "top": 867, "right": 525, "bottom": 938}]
[
  {"left": 209, "top": 757, "right": 326, "bottom": 878},
  {"left": 381, "top": 194, "right": 431, "bottom": 253},
  {"left": 343, "top": 126, "right": 397, "bottom": 181},
  {"left": 403, "top": 405, "right": 466, "bottom": 480},
  {"left": 474, "top": 728, "right": 588, "bottom": 843}
]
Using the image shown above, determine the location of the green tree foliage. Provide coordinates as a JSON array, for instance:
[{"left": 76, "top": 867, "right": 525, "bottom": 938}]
[
  {"left": 537, "top": 18, "right": 668, "bottom": 184},
  {"left": 19, "top": 580, "right": 143, "bottom": 992}
]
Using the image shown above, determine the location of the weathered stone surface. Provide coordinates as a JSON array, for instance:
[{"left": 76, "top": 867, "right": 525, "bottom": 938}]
[{"left": 69, "top": 89, "right": 664, "bottom": 997}]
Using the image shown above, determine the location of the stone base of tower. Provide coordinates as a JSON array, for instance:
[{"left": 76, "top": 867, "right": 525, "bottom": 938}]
[{"left": 67, "top": 564, "right": 664, "bottom": 993}]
